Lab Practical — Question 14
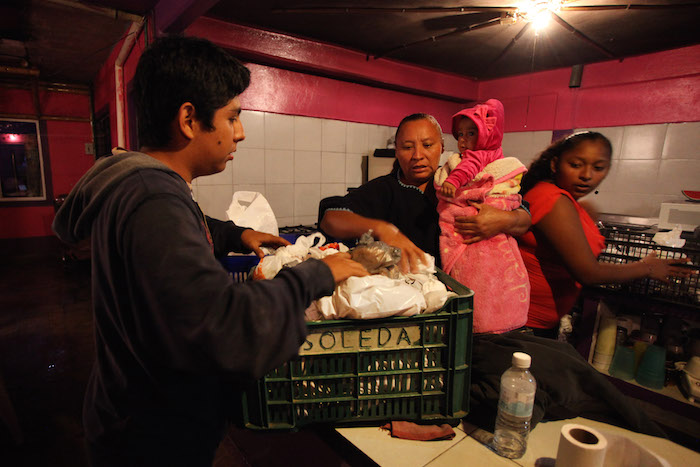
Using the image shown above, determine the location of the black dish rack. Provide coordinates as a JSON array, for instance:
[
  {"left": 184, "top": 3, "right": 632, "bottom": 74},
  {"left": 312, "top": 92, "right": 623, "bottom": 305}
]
[{"left": 598, "top": 227, "right": 700, "bottom": 309}]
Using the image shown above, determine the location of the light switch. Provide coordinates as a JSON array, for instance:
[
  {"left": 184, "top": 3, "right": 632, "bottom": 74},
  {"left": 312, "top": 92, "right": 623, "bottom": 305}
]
[{"left": 85, "top": 142, "right": 95, "bottom": 155}]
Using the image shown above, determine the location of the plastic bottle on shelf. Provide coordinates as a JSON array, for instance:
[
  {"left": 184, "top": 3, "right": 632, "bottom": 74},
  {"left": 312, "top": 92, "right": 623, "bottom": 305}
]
[{"left": 492, "top": 352, "right": 537, "bottom": 459}]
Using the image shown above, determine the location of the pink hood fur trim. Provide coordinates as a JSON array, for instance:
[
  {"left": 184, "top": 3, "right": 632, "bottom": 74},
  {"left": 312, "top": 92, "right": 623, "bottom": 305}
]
[{"left": 451, "top": 98, "right": 505, "bottom": 151}]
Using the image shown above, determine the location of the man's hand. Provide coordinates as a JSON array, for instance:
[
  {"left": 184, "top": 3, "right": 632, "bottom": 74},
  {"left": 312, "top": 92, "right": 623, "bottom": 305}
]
[
  {"left": 240, "top": 229, "right": 291, "bottom": 259},
  {"left": 321, "top": 252, "right": 369, "bottom": 283},
  {"left": 376, "top": 223, "right": 427, "bottom": 274},
  {"left": 440, "top": 181, "right": 457, "bottom": 198}
]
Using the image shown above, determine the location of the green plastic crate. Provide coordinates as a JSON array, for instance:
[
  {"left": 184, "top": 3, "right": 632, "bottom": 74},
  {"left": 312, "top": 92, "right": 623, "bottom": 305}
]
[{"left": 239, "top": 269, "right": 473, "bottom": 430}]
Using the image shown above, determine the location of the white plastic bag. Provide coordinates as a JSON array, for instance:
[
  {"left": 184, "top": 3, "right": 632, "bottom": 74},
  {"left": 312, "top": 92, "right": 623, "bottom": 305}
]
[
  {"left": 252, "top": 233, "right": 348, "bottom": 280},
  {"left": 332, "top": 275, "right": 426, "bottom": 319},
  {"left": 226, "top": 191, "right": 279, "bottom": 236},
  {"left": 652, "top": 224, "right": 686, "bottom": 248}
]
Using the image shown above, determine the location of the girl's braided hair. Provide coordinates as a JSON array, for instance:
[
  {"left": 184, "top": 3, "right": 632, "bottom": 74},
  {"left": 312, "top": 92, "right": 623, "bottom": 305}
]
[{"left": 520, "top": 131, "right": 612, "bottom": 196}]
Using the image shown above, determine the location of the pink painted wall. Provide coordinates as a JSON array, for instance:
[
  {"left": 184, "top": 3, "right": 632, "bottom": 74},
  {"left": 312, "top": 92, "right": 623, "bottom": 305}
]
[
  {"left": 4, "top": 18, "right": 699, "bottom": 240},
  {"left": 47, "top": 119, "right": 94, "bottom": 195},
  {"left": 478, "top": 45, "right": 700, "bottom": 132},
  {"left": 187, "top": 18, "right": 472, "bottom": 131},
  {"left": 241, "top": 64, "right": 465, "bottom": 131},
  {"left": 0, "top": 87, "right": 36, "bottom": 115},
  {"left": 0, "top": 88, "right": 93, "bottom": 239}
]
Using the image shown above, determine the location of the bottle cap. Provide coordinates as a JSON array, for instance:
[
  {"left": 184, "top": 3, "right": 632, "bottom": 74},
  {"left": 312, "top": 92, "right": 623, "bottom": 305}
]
[{"left": 512, "top": 352, "right": 531, "bottom": 368}]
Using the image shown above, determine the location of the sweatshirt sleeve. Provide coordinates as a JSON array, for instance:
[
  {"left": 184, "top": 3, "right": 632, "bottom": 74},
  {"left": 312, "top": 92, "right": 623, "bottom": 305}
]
[
  {"left": 119, "top": 194, "right": 335, "bottom": 380},
  {"left": 205, "top": 215, "right": 251, "bottom": 257}
]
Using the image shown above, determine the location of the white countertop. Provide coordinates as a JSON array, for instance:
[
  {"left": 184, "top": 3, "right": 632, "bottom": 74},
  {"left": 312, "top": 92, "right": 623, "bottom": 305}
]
[{"left": 336, "top": 417, "right": 700, "bottom": 466}]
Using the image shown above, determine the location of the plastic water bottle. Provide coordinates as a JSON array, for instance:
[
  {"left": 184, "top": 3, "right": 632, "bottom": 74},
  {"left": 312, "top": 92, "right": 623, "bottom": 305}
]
[{"left": 492, "top": 352, "right": 537, "bottom": 459}]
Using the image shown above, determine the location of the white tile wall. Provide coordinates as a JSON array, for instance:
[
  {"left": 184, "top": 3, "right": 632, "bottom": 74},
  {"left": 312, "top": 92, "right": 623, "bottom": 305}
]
[
  {"left": 368, "top": 125, "right": 394, "bottom": 150},
  {"left": 321, "top": 152, "right": 346, "bottom": 183},
  {"left": 264, "top": 113, "right": 295, "bottom": 150},
  {"left": 502, "top": 130, "right": 553, "bottom": 168},
  {"left": 321, "top": 183, "right": 346, "bottom": 198},
  {"left": 657, "top": 160, "right": 700, "bottom": 195},
  {"left": 346, "top": 122, "right": 369, "bottom": 154},
  {"left": 443, "top": 133, "right": 458, "bottom": 154},
  {"left": 605, "top": 159, "right": 660, "bottom": 194},
  {"left": 595, "top": 123, "right": 699, "bottom": 217},
  {"left": 345, "top": 153, "right": 365, "bottom": 185},
  {"left": 193, "top": 111, "right": 395, "bottom": 228},
  {"left": 619, "top": 124, "right": 667, "bottom": 160},
  {"left": 578, "top": 126, "right": 624, "bottom": 160},
  {"left": 294, "top": 150, "right": 322, "bottom": 183},
  {"left": 294, "top": 183, "right": 321, "bottom": 217},
  {"left": 233, "top": 184, "right": 265, "bottom": 197},
  {"left": 265, "top": 183, "right": 295, "bottom": 219},
  {"left": 662, "top": 122, "right": 700, "bottom": 159},
  {"left": 196, "top": 184, "right": 233, "bottom": 220},
  {"left": 322, "top": 119, "right": 347, "bottom": 153},
  {"left": 194, "top": 110, "right": 699, "bottom": 227},
  {"left": 293, "top": 116, "right": 323, "bottom": 151},
  {"left": 241, "top": 110, "right": 264, "bottom": 148},
  {"left": 232, "top": 148, "right": 265, "bottom": 185},
  {"left": 264, "top": 149, "right": 294, "bottom": 184},
  {"left": 505, "top": 122, "right": 699, "bottom": 219}
]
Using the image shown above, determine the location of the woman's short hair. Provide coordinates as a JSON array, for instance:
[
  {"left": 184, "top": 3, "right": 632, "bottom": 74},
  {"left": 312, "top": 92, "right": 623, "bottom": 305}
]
[
  {"left": 133, "top": 35, "right": 251, "bottom": 149},
  {"left": 520, "top": 131, "right": 612, "bottom": 195},
  {"left": 395, "top": 113, "right": 443, "bottom": 143}
]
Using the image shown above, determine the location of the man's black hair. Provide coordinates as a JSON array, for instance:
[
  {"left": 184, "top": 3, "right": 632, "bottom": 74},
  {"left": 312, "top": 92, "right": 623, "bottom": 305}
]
[{"left": 133, "top": 35, "right": 251, "bottom": 149}]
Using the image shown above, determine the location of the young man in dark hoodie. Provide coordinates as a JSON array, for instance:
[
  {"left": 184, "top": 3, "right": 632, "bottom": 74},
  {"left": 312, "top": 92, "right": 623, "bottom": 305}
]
[{"left": 52, "top": 35, "right": 367, "bottom": 466}]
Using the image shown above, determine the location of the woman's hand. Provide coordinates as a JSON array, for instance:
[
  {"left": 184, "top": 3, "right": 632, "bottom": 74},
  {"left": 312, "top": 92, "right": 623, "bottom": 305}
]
[
  {"left": 240, "top": 229, "right": 291, "bottom": 259},
  {"left": 376, "top": 222, "right": 427, "bottom": 273},
  {"left": 455, "top": 202, "right": 513, "bottom": 244},
  {"left": 640, "top": 253, "right": 697, "bottom": 282},
  {"left": 321, "top": 252, "right": 369, "bottom": 283}
]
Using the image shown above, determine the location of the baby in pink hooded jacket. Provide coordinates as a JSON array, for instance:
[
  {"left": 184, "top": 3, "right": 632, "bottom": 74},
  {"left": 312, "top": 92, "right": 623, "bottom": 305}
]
[
  {"left": 439, "top": 98, "right": 505, "bottom": 197},
  {"left": 434, "top": 98, "right": 530, "bottom": 334}
]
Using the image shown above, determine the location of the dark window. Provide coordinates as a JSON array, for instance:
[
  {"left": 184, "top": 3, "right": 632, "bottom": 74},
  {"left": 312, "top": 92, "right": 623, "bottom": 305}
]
[
  {"left": 0, "top": 119, "right": 46, "bottom": 201},
  {"left": 94, "top": 110, "right": 111, "bottom": 158}
]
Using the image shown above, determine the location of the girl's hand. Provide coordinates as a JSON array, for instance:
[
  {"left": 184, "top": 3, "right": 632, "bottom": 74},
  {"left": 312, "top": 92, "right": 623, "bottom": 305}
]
[{"left": 640, "top": 253, "right": 697, "bottom": 282}]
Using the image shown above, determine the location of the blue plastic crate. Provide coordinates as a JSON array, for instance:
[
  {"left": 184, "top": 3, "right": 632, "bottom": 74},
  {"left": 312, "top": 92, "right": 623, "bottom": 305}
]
[{"left": 219, "top": 255, "right": 260, "bottom": 282}]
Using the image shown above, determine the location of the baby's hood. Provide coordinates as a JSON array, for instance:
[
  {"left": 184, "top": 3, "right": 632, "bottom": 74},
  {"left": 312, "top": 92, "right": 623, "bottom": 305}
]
[
  {"left": 451, "top": 98, "right": 505, "bottom": 151},
  {"left": 52, "top": 152, "right": 177, "bottom": 244}
]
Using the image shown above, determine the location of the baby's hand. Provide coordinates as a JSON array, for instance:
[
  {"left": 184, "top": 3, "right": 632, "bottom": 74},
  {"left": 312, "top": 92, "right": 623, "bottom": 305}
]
[{"left": 440, "top": 182, "right": 456, "bottom": 198}]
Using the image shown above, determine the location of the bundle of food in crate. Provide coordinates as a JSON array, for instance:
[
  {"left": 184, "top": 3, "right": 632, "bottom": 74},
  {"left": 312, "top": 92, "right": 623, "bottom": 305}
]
[{"left": 251, "top": 231, "right": 457, "bottom": 320}]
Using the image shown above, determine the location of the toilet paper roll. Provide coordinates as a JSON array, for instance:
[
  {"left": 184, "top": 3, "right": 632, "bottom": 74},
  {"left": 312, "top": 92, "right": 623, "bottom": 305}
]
[{"left": 555, "top": 424, "right": 607, "bottom": 467}]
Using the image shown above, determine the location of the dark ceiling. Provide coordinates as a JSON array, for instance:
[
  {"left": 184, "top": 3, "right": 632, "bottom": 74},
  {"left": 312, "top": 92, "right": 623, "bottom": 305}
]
[
  {"left": 1, "top": 0, "right": 699, "bottom": 86},
  {"left": 207, "top": 0, "right": 700, "bottom": 80}
]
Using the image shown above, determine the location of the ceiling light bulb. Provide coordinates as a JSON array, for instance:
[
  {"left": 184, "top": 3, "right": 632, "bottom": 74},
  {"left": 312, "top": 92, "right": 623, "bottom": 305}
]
[
  {"left": 516, "top": 0, "right": 561, "bottom": 26},
  {"left": 532, "top": 11, "right": 551, "bottom": 30}
]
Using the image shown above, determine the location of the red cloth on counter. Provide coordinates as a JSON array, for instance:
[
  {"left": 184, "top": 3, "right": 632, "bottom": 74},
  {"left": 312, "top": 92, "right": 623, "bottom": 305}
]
[
  {"left": 381, "top": 421, "right": 456, "bottom": 441},
  {"left": 518, "top": 182, "right": 605, "bottom": 330}
]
